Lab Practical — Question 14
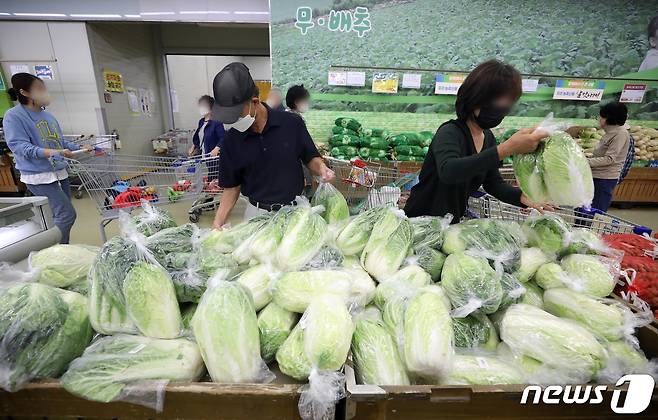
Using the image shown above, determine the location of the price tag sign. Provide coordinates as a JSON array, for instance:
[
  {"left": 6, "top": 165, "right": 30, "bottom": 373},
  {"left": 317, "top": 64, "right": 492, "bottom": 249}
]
[
  {"left": 328, "top": 70, "right": 347, "bottom": 86},
  {"left": 434, "top": 73, "right": 466, "bottom": 95},
  {"left": 346, "top": 71, "right": 366, "bottom": 87},
  {"left": 372, "top": 72, "right": 399, "bottom": 93},
  {"left": 619, "top": 84, "right": 647, "bottom": 103},
  {"left": 522, "top": 79, "right": 539, "bottom": 92},
  {"left": 103, "top": 70, "right": 124, "bottom": 93},
  {"left": 402, "top": 73, "right": 422, "bottom": 89},
  {"left": 553, "top": 79, "right": 605, "bottom": 101}
]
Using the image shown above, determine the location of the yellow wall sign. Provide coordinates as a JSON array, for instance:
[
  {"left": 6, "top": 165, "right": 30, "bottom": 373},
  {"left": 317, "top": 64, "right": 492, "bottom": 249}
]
[{"left": 103, "top": 70, "right": 124, "bottom": 93}]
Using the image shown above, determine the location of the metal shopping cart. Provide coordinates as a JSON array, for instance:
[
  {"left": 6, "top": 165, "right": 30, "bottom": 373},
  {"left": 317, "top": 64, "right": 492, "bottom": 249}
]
[
  {"left": 66, "top": 153, "right": 218, "bottom": 241},
  {"left": 152, "top": 129, "right": 194, "bottom": 157},
  {"left": 325, "top": 157, "right": 419, "bottom": 214},
  {"left": 467, "top": 192, "right": 652, "bottom": 235},
  {"left": 63, "top": 134, "right": 116, "bottom": 199}
]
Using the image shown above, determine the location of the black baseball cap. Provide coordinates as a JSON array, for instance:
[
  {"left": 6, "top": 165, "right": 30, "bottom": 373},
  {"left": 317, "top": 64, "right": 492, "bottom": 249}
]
[{"left": 211, "top": 62, "right": 257, "bottom": 124}]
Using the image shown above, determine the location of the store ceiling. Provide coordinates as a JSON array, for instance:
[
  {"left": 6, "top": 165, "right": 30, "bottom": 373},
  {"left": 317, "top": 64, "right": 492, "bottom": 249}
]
[{"left": 0, "top": 0, "right": 270, "bottom": 23}]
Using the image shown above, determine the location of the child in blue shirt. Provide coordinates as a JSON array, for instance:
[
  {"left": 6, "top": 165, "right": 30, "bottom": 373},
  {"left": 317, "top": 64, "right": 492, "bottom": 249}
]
[{"left": 4, "top": 73, "right": 85, "bottom": 243}]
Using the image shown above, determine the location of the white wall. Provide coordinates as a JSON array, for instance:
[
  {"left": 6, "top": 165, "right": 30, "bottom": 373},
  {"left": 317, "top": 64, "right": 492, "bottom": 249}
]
[
  {"left": 167, "top": 55, "right": 271, "bottom": 129},
  {"left": 0, "top": 22, "right": 103, "bottom": 135},
  {"left": 87, "top": 23, "right": 166, "bottom": 155}
]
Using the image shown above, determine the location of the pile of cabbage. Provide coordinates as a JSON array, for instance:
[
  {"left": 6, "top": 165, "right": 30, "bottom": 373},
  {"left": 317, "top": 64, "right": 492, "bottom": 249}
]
[
  {"left": 1, "top": 185, "right": 655, "bottom": 416},
  {"left": 513, "top": 130, "right": 594, "bottom": 207}
]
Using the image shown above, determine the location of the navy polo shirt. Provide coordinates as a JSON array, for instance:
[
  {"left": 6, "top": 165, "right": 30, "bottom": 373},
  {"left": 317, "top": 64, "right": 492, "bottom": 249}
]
[{"left": 218, "top": 104, "right": 321, "bottom": 204}]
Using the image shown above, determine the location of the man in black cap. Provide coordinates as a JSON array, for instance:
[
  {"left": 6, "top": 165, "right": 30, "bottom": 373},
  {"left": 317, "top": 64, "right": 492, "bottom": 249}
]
[{"left": 210, "top": 62, "right": 335, "bottom": 229}]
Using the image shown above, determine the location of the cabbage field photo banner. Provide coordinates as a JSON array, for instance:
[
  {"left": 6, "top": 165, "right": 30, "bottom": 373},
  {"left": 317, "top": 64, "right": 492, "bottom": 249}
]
[{"left": 270, "top": 0, "right": 658, "bottom": 123}]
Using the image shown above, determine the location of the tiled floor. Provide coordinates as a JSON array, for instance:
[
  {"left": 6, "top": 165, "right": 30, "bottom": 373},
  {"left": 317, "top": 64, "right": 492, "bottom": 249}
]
[{"left": 69, "top": 194, "right": 658, "bottom": 246}]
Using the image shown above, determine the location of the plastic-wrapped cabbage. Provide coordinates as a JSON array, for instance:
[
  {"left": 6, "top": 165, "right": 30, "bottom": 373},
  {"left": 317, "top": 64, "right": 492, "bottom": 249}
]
[
  {"left": 442, "top": 219, "right": 524, "bottom": 271},
  {"left": 361, "top": 208, "right": 413, "bottom": 281},
  {"left": 248, "top": 207, "right": 294, "bottom": 264},
  {"left": 442, "top": 355, "right": 523, "bottom": 385},
  {"left": 514, "top": 247, "right": 550, "bottom": 283},
  {"left": 180, "top": 303, "right": 197, "bottom": 333},
  {"left": 28, "top": 244, "right": 98, "bottom": 289},
  {"left": 311, "top": 181, "right": 349, "bottom": 225},
  {"left": 513, "top": 145, "right": 549, "bottom": 203},
  {"left": 236, "top": 265, "right": 276, "bottom": 311},
  {"left": 0, "top": 284, "right": 92, "bottom": 391},
  {"left": 275, "top": 204, "right": 328, "bottom": 271},
  {"left": 522, "top": 213, "right": 571, "bottom": 255},
  {"left": 258, "top": 302, "right": 298, "bottom": 363},
  {"left": 200, "top": 214, "right": 271, "bottom": 254},
  {"left": 132, "top": 201, "right": 177, "bottom": 236},
  {"left": 303, "top": 295, "right": 354, "bottom": 372},
  {"left": 496, "top": 342, "right": 547, "bottom": 380},
  {"left": 409, "top": 214, "right": 452, "bottom": 250},
  {"left": 198, "top": 251, "right": 239, "bottom": 279},
  {"left": 122, "top": 262, "right": 182, "bottom": 339},
  {"left": 560, "top": 254, "right": 616, "bottom": 297},
  {"left": 191, "top": 280, "right": 272, "bottom": 383},
  {"left": 61, "top": 334, "right": 204, "bottom": 407},
  {"left": 145, "top": 224, "right": 196, "bottom": 270},
  {"left": 352, "top": 310, "right": 410, "bottom": 385},
  {"left": 276, "top": 323, "right": 312, "bottom": 380},
  {"left": 335, "top": 207, "right": 386, "bottom": 256},
  {"left": 543, "top": 288, "right": 645, "bottom": 341},
  {"left": 89, "top": 237, "right": 140, "bottom": 335},
  {"left": 519, "top": 281, "right": 544, "bottom": 308},
  {"left": 346, "top": 267, "right": 377, "bottom": 308},
  {"left": 404, "top": 288, "right": 454, "bottom": 379},
  {"left": 374, "top": 265, "right": 431, "bottom": 309},
  {"left": 411, "top": 247, "right": 446, "bottom": 282},
  {"left": 302, "top": 246, "right": 344, "bottom": 270},
  {"left": 597, "top": 340, "right": 650, "bottom": 383},
  {"left": 441, "top": 252, "right": 503, "bottom": 316},
  {"left": 499, "top": 273, "right": 526, "bottom": 310},
  {"left": 271, "top": 270, "right": 351, "bottom": 313},
  {"left": 541, "top": 131, "right": 594, "bottom": 207},
  {"left": 501, "top": 304, "right": 607, "bottom": 382},
  {"left": 562, "top": 228, "right": 605, "bottom": 256},
  {"left": 534, "top": 262, "right": 566, "bottom": 290},
  {"left": 452, "top": 314, "right": 499, "bottom": 349}
]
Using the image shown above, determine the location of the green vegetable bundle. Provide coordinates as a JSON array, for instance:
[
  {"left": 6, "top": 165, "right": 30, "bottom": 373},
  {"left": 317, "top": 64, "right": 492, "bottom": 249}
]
[
  {"left": 395, "top": 145, "right": 425, "bottom": 157},
  {"left": 361, "top": 128, "right": 390, "bottom": 138},
  {"left": 359, "top": 147, "right": 388, "bottom": 160},
  {"left": 362, "top": 136, "right": 389, "bottom": 150},
  {"left": 331, "top": 125, "right": 359, "bottom": 136},
  {"left": 390, "top": 132, "right": 422, "bottom": 147},
  {"left": 334, "top": 117, "right": 362, "bottom": 133},
  {"left": 330, "top": 146, "right": 358, "bottom": 158},
  {"left": 329, "top": 134, "right": 361, "bottom": 147}
]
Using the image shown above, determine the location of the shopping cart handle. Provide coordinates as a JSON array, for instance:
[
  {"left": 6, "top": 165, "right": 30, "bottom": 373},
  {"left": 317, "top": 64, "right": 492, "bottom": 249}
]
[
  {"left": 470, "top": 191, "right": 487, "bottom": 199},
  {"left": 71, "top": 149, "right": 89, "bottom": 156},
  {"left": 575, "top": 206, "right": 604, "bottom": 216},
  {"left": 633, "top": 226, "right": 653, "bottom": 236}
]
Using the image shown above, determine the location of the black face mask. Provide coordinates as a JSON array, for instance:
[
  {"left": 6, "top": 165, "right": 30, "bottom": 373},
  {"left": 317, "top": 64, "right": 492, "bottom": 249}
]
[{"left": 474, "top": 103, "right": 511, "bottom": 129}]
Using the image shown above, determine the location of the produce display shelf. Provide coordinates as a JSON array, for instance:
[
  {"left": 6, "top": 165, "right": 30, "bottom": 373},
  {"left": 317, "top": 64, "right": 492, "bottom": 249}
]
[
  {"left": 613, "top": 168, "right": 658, "bottom": 204},
  {"left": 0, "top": 368, "right": 307, "bottom": 420},
  {"left": 343, "top": 323, "right": 658, "bottom": 420}
]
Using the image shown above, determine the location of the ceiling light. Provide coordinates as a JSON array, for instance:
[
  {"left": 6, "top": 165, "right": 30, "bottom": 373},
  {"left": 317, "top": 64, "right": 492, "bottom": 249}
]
[
  {"left": 70, "top": 14, "right": 122, "bottom": 18},
  {"left": 13, "top": 12, "right": 67, "bottom": 17},
  {"left": 180, "top": 11, "right": 230, "bottom": 15},
  {"left": 233, "top": 11, "right": 270, "bottom": 15},
  {"left": 140, "top": 11, "right": 175, "bottom": 16},
  {"left": 0, "top": 13, "right": 11, "bottom": 16},
  {"left": 124, "top": 14, "right": 141, "bottom": 18}
]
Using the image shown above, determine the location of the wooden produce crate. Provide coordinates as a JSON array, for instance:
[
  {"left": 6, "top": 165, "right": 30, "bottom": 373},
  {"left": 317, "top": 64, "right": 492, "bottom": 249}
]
[
  {"left": 613, "top": 168, "right": 658, "bottom": 204},
  {"left": 0, "top": 154, "right": 23, "bottom": 193},
  {"left": 0, "top": 369, "right": 307, "bottom": 420},
  {"left": 344, "top": 323, "right": 658, "bottom": 419}
]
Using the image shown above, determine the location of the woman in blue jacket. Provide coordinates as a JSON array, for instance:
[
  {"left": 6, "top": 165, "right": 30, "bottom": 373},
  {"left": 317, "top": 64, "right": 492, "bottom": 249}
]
[
  {"left": 189, "top": 95, "right": 225, "bottom": 182},
  {"left": 4, "top": 73, "right": 87, "bottom": 244}
]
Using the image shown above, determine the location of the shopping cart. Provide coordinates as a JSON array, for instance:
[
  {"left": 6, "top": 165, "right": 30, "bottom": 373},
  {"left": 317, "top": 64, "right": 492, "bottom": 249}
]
[
  {"left": 467, "top": 192, "right": 652, "bottom": 236},
  {"left": 325, "top": 157, "right": 419, "bottom": 214},
  {"left": 152, "top": 129, "right": 194, "bottom": 157},
  {"left": 64, "top": 134, "right": 116, "bottom": 199},
  {"left": 66, "top": 153, "right": 218, "bottom": 241}
]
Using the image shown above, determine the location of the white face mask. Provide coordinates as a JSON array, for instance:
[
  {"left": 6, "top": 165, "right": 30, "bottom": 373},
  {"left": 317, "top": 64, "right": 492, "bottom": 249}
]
[
  {"left": 29, "top": 90, "right": 51, "bottom": 107},
  {"left": 297, "top": 102, "right": 310, "bottom": 113},
  {"left": 199, "top": 106, "right": 211, "bottom": 117},
  {"left": 224, "top": 102, "right": 255, "bottom": 132}
]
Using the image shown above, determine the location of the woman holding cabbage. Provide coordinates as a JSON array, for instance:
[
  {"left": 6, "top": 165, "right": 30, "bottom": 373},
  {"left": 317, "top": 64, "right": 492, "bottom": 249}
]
[{"left": 404, "top": 60, "right": 550, "bottom": 221}]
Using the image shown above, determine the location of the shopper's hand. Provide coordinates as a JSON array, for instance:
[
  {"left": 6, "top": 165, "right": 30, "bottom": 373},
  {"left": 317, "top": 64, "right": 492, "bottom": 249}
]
[
  {"left": 81, "top": 145, "right": 93, "bottom": 152},
  {"left": 212, "top": 219, "right": 226, "bottom": 230},
  {"left": 210, "top": 147, "right": 220, "bottom": 157},
  {"left": 498, "top": 128, "right": 549, "bottom": 158},
  {"left": 320, "top": 167, "right": 335, "bottom": 183},
  {"left": 61, "top": 149, "right": 75, "bottom": 158},
  {"left": 188, "top": 147, "right": 196, "bottom": 156},
  {"left": 520, "top": 194, "right": 554, "bottom": 213}
]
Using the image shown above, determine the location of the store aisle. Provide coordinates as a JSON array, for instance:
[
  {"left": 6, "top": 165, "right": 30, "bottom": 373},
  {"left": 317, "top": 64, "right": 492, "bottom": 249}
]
[{"left": 69, "top": 194, "right": 247, "bottom": 246}]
